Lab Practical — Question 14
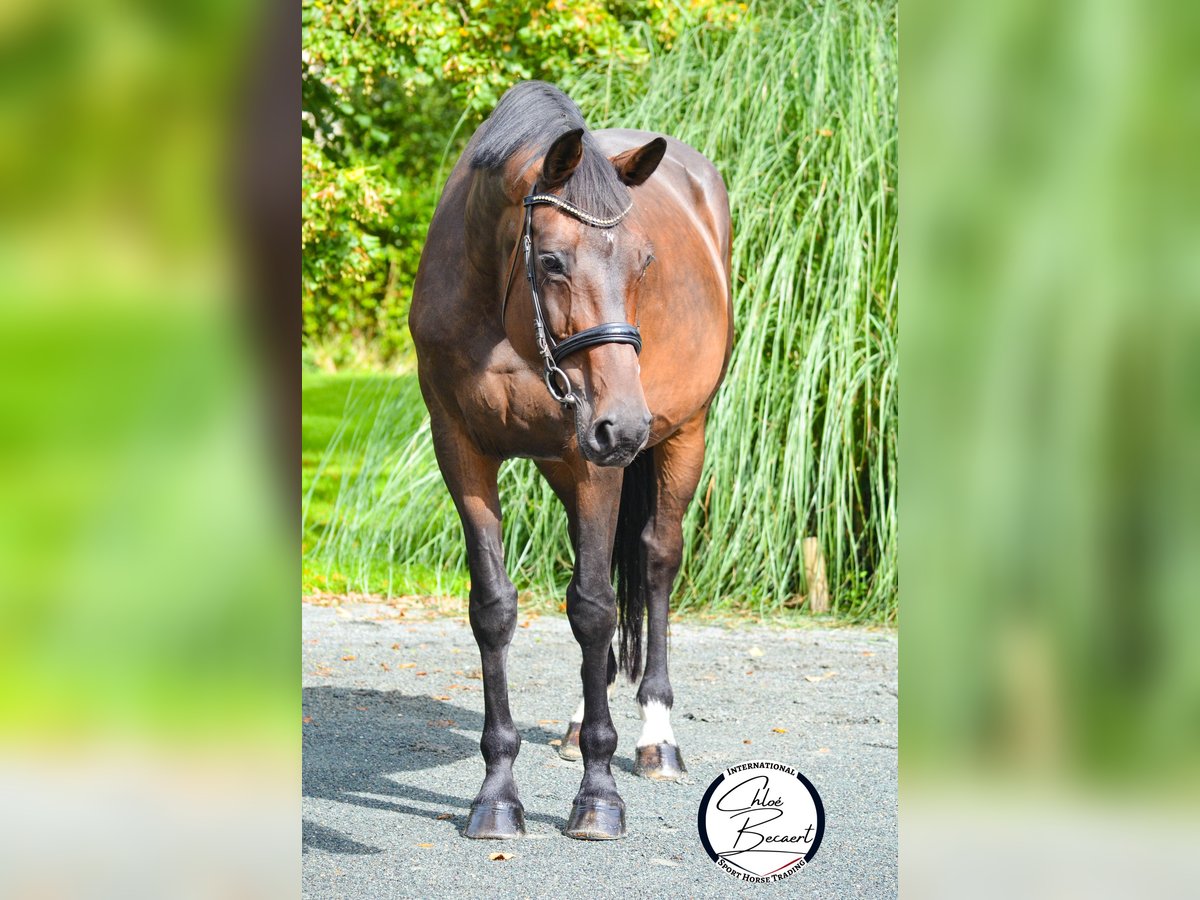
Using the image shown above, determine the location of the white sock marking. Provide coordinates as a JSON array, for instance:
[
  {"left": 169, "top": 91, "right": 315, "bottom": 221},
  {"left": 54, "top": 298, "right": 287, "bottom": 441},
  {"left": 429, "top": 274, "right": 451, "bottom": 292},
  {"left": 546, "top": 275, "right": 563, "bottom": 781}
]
[
  {"left": 636, "top": 700, "right": 677, "bottom": 748},
  {"left": 569, "top": 682, "right": 616, "bottom": 724}
]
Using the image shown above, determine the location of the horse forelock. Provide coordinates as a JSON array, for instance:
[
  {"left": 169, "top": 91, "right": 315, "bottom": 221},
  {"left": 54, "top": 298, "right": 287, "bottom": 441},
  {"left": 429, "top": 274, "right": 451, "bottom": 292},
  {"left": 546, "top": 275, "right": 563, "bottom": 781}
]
[{"left": 469, "top": 81, "right": 631, "bottom": 221}]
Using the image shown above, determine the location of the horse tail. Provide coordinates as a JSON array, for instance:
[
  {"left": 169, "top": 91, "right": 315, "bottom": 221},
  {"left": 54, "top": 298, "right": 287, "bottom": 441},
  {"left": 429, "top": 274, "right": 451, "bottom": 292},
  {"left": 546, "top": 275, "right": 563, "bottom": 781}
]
[{"left": 613, "top": 448, "right": 655, "bottom": 682}]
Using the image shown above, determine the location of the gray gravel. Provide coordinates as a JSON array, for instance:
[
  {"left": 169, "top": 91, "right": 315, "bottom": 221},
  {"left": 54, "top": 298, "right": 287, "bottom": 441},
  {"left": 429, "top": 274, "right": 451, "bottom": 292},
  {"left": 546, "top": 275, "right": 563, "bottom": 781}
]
[{"left": 303, "top": 601, "right": 896, "bottom": 898}]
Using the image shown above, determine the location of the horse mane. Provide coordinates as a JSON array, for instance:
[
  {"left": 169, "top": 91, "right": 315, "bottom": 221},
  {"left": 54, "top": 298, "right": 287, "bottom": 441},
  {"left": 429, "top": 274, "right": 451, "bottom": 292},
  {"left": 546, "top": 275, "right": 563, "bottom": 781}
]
[{"left": 470, "top": 81, "right": 631, "bottom": 221}]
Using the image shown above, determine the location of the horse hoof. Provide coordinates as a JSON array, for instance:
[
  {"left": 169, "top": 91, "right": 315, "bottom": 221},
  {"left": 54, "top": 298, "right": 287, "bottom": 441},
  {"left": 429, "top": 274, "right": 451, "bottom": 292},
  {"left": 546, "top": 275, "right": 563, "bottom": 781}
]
[
  {"left": 464, "top": 801, "right": 526, "bottom": 840},
  {"left": 634, "top": 743, "right": 687, "bottom": 781},
  {"left": 558, "top": 722, "right": 582, "bottom": 760},
  {"left": 564, "top": 799, "right": 626, "bottom": 840}
]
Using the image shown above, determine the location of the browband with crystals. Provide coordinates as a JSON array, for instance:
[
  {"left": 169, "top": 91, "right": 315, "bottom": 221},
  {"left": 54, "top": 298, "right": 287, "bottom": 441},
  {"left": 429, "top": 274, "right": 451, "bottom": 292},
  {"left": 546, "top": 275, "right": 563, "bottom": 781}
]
[{"left": 522, "top": 194, "right": 633, "bottom": 228}]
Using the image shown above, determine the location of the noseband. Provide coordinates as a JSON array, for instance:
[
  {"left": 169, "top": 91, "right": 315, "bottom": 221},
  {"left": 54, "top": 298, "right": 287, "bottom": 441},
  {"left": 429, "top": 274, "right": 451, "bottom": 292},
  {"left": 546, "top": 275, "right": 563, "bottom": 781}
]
[{"left": 506, "top": 193, "right": 643, "bottom": 408}]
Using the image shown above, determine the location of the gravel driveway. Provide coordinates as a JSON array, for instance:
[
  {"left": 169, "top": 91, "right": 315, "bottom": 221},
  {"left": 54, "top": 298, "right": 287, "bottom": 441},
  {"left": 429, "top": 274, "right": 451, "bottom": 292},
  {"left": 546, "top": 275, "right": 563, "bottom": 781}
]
[{"left": 302, "top": 599, "right": 897, "bottom": 898}]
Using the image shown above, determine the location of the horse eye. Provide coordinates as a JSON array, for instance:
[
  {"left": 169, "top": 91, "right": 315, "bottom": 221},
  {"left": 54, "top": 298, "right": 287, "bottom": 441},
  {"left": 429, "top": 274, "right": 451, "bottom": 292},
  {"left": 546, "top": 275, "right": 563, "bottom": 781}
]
[{"left": 540, "top": 254, "right": 565, "bottom": 275}]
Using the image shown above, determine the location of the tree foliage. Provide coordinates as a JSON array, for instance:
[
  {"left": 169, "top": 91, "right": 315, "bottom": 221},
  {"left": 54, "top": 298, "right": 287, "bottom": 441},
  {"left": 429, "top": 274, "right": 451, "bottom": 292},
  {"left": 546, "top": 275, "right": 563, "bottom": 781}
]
[{"left": 302, "top": 0, "right": 741, "bottom": 367}]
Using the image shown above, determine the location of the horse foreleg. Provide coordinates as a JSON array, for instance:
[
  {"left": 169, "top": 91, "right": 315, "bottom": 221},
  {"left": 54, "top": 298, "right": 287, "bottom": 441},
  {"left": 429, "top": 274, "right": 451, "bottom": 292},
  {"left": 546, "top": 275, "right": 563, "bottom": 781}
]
[
  {"left": 634, "top": 414, "right": 707, "bottom": 781},
  {"left": 534, "top": 460, "right": 620, "bottom": 764},
  {"left": 561, "top": 463, "right": 626, "bottom": 840},
  {"left": 430, "top": 418, "right": 524, "bottom": 840}
]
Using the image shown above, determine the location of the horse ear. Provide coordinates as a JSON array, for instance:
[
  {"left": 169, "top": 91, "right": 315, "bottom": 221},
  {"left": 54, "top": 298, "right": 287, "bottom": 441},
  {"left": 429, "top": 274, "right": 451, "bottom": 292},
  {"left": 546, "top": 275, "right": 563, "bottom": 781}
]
[
  {"left": 610, "top": 137, "right": 667, "bottom": 187},
  {"left": 541, "top": 128, "right": 585, "bottom": 188}
]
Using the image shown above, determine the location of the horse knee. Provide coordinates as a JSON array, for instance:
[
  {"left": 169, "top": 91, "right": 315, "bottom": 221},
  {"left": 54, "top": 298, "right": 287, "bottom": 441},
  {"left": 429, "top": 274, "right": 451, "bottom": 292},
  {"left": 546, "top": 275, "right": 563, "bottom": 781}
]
[
  {"left": 566, "top": 581, "right": 617, "bottom": 648},
  {"left": 469, "top": 581, "right": 518, "bottom": 649}
]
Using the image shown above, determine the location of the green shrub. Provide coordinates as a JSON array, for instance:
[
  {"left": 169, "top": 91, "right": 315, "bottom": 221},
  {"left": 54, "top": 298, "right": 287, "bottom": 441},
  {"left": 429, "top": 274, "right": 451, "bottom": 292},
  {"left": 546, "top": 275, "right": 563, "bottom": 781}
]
[{"left": 302, "top": 0, "right": 739, "bottom": 368}]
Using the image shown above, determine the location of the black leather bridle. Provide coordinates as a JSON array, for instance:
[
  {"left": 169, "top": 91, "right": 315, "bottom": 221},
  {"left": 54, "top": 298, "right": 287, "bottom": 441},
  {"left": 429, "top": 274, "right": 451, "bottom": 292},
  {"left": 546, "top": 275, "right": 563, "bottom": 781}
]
[{"left": 504, "top": 193, "right": 642, "bottom": 408}]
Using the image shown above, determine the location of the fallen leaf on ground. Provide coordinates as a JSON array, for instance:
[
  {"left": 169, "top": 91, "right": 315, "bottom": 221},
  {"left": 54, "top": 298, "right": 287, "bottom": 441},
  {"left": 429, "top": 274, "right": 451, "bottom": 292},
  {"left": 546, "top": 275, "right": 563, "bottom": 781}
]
[
  {"left": 743, "top": 739, "right": 752, "bottom": 744},
  {"left": 862, "top": 651, "right": 875, "bottom": 657},
  {"left": 427, "top": 719, "right": 457, "bottom": 727},
  {"left": 803, "top": 671, "right": 837, "bottom": 683},
  {"left": 399, "top": 662, "right": 416, "bottom": 669},
  {"left": 416, "top": 843, "right": 434, "bottom": 848},
  {"left": 313, "top": 665, "right": 333, "bottom": 677},
  {"left": 772, "top": 727, "right": 789, "bottom": 734},
  {"left": 355, "top": 705, "right": 368, "bottom": 712},
  {"left": 392, "top": 643, "right": 401, "bottom": 650},
  {"left": 380, "top": 662, "right": 390, "bottom": 671},
  {"left": 466, "top": 670, "right": 483, "bottom": 680},
  {"left": 433, "top": 695, "right": 451, "bottom": 701},
  {"left": 416, "top": 671, "right": 428, "bottom": 677},
  {"left": 489, "top": 852, "right": 514, "bottom": 861},
  {"left": 747, "top": 646, "right": 764, "bottom": 658},
  {"left": 549, "top": 738, "right": 562, "bottom": 746},
  {"left": 342, "top": 655, "right": 356, "bottom": 661},
  {"left": 819, "top": 128, "right": 834, "bottom": 136},
  {"left": 303, "top": 716, "right": 313, "bottom": 724},
  {"left": 436, "top": 813, "right": 453, "bottom": 821},
  {"left": 817, "top": 747, "right": 830, "bottom": 753},
  {"left": 650, "top": 858, "right": 680, "bottom": 868},
  {"left": 538, "top": 719, "right": 560, "bottom": 726}
]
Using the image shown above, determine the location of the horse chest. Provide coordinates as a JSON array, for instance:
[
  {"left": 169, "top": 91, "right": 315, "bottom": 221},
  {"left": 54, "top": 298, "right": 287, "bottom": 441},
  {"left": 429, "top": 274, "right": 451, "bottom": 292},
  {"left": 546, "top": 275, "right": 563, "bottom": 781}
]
[{"left": 457, "top": 364, "right": 568, "bottom": 460}]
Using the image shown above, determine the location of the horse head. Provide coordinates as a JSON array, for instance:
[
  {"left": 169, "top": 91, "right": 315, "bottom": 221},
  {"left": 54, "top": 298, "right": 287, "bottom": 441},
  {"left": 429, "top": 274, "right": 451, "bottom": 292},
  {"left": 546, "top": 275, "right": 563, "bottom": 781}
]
[{"left": 519, "top": 128, "right": 667, "bottom": 467}]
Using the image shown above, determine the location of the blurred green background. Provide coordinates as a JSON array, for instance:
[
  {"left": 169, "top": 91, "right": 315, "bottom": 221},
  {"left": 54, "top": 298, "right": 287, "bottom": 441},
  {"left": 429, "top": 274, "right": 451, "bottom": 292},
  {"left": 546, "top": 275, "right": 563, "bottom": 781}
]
[
  {"left": 0, "top": 0, "right": 293, "bottom": 744},
  {"left": 302, "top": 0, "right": 900, "bottom": 624},
  {"left": 902, "top": 0, "right": 1200, "bottom": 791},
  {"left": 0, "top": 0, "right": 297, "bottom": 891},
  {"left": 901, "top": 0, "right": 1200, "bottom": 890}
]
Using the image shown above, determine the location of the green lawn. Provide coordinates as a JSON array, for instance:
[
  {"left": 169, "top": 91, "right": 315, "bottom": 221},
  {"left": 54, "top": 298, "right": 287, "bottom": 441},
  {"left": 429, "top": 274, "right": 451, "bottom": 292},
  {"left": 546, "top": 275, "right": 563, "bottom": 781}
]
[
  {"left": 302, "top": 371, "right": 403, "bottom": 497},
  {"left": 302, "top": 371, "right": 419, "bottom": 594},
  {"left": 300, "top": 371, "right": 865, "bottom": 629}
]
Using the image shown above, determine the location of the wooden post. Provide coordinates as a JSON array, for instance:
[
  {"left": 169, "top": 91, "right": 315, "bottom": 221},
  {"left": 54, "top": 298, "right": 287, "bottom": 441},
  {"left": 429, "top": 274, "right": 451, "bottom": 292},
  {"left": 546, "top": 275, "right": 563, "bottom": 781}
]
[{"left": 802, "top": 537, "right": 829, "bottom": 614}]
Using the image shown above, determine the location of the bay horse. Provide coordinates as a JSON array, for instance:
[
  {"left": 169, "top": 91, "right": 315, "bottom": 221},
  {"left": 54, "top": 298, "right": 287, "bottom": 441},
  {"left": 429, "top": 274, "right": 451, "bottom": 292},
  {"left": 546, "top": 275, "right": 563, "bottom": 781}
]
[{"left": 410, "top": 81, "right": 732, "bottom": 840}]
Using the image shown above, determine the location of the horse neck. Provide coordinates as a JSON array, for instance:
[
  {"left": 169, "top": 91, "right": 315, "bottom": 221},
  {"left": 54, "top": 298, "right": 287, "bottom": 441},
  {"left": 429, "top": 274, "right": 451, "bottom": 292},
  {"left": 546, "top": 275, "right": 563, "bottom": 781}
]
[{"left": 464, "top": 169, "right": 520, "bottom": 302}]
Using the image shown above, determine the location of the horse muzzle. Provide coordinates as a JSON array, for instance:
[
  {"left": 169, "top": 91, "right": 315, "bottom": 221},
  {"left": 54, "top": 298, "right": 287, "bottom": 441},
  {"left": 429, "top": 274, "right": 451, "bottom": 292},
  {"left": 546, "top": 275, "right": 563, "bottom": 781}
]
[{"left": 581, "top": 409, "right": 651, "bottom": 467}]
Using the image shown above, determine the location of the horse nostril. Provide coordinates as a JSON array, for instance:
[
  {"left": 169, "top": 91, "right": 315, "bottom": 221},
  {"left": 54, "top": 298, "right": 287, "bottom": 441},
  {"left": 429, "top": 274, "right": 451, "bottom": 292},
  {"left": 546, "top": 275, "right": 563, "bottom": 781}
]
[{"left": 589, "top": 417, "right": 618, "bottom": 454}]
